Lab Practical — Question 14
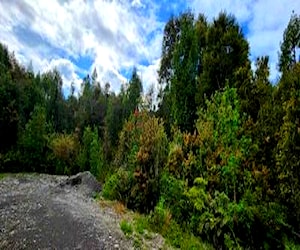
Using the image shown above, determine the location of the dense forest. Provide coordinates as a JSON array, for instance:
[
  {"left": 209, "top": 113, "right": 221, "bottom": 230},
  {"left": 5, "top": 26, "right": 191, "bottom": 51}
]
[{"left": 1, "top": 10, "right": 300, "bottom": 249}]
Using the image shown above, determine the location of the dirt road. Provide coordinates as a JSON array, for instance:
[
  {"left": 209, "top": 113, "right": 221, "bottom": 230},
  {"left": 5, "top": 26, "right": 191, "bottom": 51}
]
[{"left": 0, "top": 172, "right": 131, "bottom": 250}]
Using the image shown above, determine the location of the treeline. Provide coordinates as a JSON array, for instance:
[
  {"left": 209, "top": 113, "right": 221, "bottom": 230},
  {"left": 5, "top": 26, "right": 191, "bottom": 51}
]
[{"left": 1, "top": 11, "right": 300, "bottom": 249}]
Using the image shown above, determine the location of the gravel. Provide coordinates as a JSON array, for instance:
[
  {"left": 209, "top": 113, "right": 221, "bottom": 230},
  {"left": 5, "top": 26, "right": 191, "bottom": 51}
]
[{"left": 0, "top": 172, "right": 132, "bottom": 250}]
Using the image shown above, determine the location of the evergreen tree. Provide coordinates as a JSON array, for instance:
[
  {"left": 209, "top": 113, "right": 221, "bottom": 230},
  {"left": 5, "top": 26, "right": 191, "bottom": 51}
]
[{"left": 279, "top": 12, "right": 300, "bottom": 72}]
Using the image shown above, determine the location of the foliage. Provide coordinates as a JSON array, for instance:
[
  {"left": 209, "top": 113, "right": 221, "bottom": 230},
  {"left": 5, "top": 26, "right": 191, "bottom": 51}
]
[
  {"left": 102, "top": 168, "right": 133, "bottom": 202},
  {"left": 50, "top": 133, "right": 79, "bottom": 175},
  {"left": 19, "top": 105, "right": 49, "bottom": 172},
  {"left": 113, "top": 111, "right": 168, "bottom": 212},
  {"left": 279, "top": 12, "right": 300, "bottom": 72},
  {"left": 120, "top": 220, "right": 133, "bottom": 236},
  {"left": 275, "top": 63, "right": 300, "bottom": 232}
]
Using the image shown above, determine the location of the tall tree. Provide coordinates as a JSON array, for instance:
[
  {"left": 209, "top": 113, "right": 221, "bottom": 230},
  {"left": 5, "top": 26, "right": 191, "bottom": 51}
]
[
  {"left": 279, "top": 12, "right": 300, "bottom": 72},
  {"left": 123, "top": 68, "right": 143, "bottom": 120},
  {"left": 275, "top": 63, "right": 300, "bottom": 231},
  {"left": 170, "top": 12, "right": 198, "bottom": 132},
  {"left": 200, "top": 12, "right": 250, "bottom": 102}
]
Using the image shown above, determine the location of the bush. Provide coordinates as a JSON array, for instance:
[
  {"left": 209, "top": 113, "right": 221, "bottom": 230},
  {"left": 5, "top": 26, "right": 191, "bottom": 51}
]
[
  {"left": 112, "top": 111, "right": 168, "bottom": 212},
  {"left": 90, "top": 136, "right": 105, "bottom": 181},
  {"left": 148, "top": 198, "right": 172, "bottom": 234},
  {"left": 50, "top": 133, "right": 79, "bottom": 175},
  {"left": 102, "top": 168, "right": 132, "bottom": 202},
  {"left": 159, "top": 172, "right": 190, "bottom": 223}
]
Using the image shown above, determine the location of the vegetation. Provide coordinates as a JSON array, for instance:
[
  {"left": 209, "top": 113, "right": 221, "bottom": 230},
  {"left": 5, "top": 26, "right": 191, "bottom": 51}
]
[{"left": 1, "top": 10, "right": 300, "bottom": 249}]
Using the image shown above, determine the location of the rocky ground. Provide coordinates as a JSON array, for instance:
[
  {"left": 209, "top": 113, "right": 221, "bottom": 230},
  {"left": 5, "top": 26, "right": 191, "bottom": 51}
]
[{"left": 0, "top": 172, "right": 140, "bottom": 250}]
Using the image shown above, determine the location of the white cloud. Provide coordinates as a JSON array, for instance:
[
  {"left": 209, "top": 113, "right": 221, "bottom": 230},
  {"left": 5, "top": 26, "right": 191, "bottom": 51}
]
[
  {"left": 0, "top": 0, "right": 164, "bottom": 95},
  {"left": 1, "top": 0, "right": 299, "bottom": 96}
]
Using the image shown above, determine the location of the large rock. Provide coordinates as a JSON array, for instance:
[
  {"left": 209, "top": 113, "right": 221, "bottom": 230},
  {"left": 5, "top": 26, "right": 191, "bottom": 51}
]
[{"left": 61, "top": 171, "right": 102, "bottom": 197}]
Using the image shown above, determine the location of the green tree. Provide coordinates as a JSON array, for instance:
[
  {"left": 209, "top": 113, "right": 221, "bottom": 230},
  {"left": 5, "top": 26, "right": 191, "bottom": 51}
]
[
  {"left": 275, "top": 63, "right": 300, "bottom": 232},
  {"left": 90, "top": 130, "right": 105, "bottom": 181},
  {"left": 123, "top": 68, "right": 143, "bottom": 120},
  {"left": 20, "top": 105, "right": 49, "bottom": 172},
  {"left": 279, "top": 12, "right": 300, "bottom": 72},
  {"left": 170, "top": 12, "right": 198, "bottom": 132},
  {"left": 199, "top": 12, "right": 250, "bottom": 103}
]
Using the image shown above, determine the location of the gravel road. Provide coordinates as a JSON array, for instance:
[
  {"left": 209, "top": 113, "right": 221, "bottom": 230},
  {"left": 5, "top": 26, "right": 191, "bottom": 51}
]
[{"left": 0, "top": 172, "right": 132, "bottom": 250}]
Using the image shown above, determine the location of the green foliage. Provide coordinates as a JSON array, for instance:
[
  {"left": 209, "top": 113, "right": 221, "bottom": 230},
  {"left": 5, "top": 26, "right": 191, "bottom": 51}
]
[
  {"left": 158, "top": 11, "right": 250, "bottom": 132},
  {"left": 90, "top": 134, "right": 105, "bottom": 181},
  {"left": 19, "top": 105, "right": 49, "bottom": 172},
  {"left": 159, "top": 172, "right": 189, "bottom": 222},
  {"left": 134, "top": 215, "right": 150, "bottom": 235},
  {"left": 147, "top": 199, "right": 212, "bottom": 249},
  {"left": 102, "top": 168, "right": 132, "bottom": 202},
  {"left": 275, "top": 63, "right": 300, "bottom": 231},
  {"left": 148, "top": 198, "right": 172, "bottom": 234},
  {"left": 49, "top": 133, "right": 79, "bottom": 175},
  {"left": 122, "top": 68, "right": 143, "bottom": 120},
  {"left": 120, "top": 220, "right": 133, "bottom": 236},
  {"left": 279, "top": 12, "right": 300, "bottom": 72},
  {"left": 196, "top": 87, "right": 252, "bottom": 201},
  {"left": 77, "top": 126, "right": 94, "bottom": 172}
]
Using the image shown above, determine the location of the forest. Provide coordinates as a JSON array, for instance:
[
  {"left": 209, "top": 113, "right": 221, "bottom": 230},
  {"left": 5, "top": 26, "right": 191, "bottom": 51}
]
[{"left": 0, "top": 10, "right": 300, "bottom": 249}]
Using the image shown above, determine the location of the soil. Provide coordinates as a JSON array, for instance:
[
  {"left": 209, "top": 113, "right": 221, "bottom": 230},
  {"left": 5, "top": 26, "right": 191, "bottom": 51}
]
[{"left": 0, "top": 172, "right": 133, "bottom": 250}]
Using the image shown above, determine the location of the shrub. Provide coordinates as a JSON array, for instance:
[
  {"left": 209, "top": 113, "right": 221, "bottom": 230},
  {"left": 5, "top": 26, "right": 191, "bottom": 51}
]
[
  {"left": 90, "top": 135, "right": 105, "bottom": 181},
  {"left": 113, "top": 111, "right": 168, "bottom": 212},
  {"left": 159, "top": 172, "right": 190, "bottom": 223},
  {"left": 50, "top": 133, "right": 79, "bottom": 175},
  {"left": 148, "top": 198, "right": 172, "bottom": 234},
  {"left": 102, "top": 168, "right": 132, "bottom": 202}
]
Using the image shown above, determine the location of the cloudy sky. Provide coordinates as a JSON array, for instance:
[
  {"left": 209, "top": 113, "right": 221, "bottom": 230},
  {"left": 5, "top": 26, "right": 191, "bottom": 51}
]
[{"left": 0, "top": 0, "right": 299, "bottom": 95}]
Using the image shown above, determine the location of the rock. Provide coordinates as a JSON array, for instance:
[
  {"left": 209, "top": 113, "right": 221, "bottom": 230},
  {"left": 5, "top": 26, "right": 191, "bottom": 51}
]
[{"left": 60, "top": 171, "right": 102, "bottom": 197}]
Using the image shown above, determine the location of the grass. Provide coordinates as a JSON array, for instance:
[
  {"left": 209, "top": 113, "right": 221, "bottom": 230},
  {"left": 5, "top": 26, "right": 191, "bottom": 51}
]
[
  {"left": 0, "top": 173, "right": 10, "bottom": 180},
  {"left": 97, "top": 197, "right": 213, "bottom": 249},
  {"left": 120, "top": 219, "right": 133, "bottom": 236}
]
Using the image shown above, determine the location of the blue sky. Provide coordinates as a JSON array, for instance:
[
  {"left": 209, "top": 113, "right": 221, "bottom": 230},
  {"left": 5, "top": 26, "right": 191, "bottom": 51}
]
[{"left": 0, "top": 0, "right": 299, "bottom": 96}]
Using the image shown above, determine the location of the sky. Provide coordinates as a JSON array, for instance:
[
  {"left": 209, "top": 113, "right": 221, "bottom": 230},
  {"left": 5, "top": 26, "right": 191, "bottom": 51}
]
[{"left": 0, "top": 0, "right": 299, "bottom": 96}]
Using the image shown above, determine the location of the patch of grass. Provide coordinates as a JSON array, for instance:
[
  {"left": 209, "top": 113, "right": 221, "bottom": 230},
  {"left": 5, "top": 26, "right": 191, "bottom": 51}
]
[
  {"left": 133, "top": 236, "right": 143, "bottom": 249},
  {"left": 98, "top": 196, "right": 212, "bottom": 249},
  {"left": 120, "top": 219, "right": 133, "bottom": 236},
  {"left": 166, "top": 222, "right": 213, "bottom": 250},
  {"left": 134, "top": 215, "right": 150, "bottom": 235},
  {"left": 0, "top": 173, "right": 10, "bottom": 180}
]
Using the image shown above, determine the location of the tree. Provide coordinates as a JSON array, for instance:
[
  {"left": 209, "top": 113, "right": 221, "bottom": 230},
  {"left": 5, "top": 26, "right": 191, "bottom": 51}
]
[
  {"left": 20, "top": 105, "right": 49, "bottom": 172},
  {"left": 123, "top": 68, "right": 143, "bottom": 120},
  {"left": 158, "top": 12, "right": 200, "bottom": 132},
  {"left": 199, "top": 12, "right": 250, "bottom": 102},
  {"left": 170, "top": 12, "right": 198, "bottom": 132},
  {"left": 41, "top": 69, "right": 66, "bottom": 132},
  {"left": 279, "top": 12, "right": 300, "bottom": 72},
  {"left": 158, "top": 15, "right": 181, "bottom": 87},
  {"left": 275, "top": 63, "right": 300, "bottom": 231},
  {"left": 0, "top": 72, "right": 19, "bottom": 152}
]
